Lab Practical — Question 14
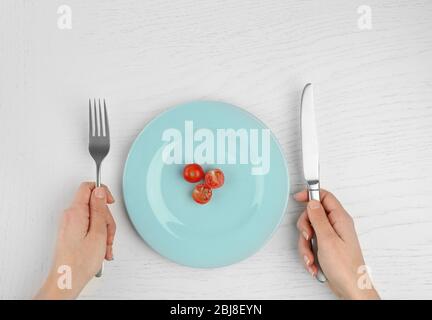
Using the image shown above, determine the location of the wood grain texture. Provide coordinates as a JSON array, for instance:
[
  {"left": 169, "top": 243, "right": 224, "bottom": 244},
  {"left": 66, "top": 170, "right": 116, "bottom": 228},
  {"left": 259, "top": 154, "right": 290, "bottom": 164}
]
[{"left": 0, "top": 0, "right": 431, "bottom": 299}]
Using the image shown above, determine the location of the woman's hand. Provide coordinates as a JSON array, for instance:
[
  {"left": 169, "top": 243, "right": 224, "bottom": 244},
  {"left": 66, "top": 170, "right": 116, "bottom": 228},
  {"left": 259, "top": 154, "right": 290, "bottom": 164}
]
[
  {"left": 35, "top": 182, "right": 116, "bottom": 300},
  {"left": 295, "top": 189, "right": 379, "bottom": 300}
]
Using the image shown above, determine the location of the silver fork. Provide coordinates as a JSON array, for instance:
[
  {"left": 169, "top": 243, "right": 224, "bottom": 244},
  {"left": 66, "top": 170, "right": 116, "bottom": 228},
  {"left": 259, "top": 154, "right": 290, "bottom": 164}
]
[{"left": 88, "top": 98, "right": 110, "bottom": 277}]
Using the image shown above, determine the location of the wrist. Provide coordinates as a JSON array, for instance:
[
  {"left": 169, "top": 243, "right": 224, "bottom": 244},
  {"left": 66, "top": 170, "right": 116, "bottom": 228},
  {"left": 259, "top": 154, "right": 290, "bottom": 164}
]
[
  {"left": 342, "top": 265, "right": 380, "bottom": 300},
  {"left": 348, "top": 287, "right": 380, "bottom": 300},
  {"left": 345, "top": 282, "right": 380, "bottom": 300}
]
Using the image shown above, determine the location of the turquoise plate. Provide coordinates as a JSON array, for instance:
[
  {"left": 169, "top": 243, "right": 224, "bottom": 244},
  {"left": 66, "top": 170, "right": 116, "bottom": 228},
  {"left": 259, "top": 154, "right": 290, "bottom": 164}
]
[{"left": 123, "top": 101, "right": 289, "bottom": 268}]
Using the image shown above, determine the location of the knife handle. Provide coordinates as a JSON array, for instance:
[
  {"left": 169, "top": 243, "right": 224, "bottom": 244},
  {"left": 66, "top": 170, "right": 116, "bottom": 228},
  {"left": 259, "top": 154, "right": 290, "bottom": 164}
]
[
  {"left": 308, "top": 189, "right": 320, "bottom": 202},
  {"left": 307, "top": 183, "right": 327, "bottom": 283}
]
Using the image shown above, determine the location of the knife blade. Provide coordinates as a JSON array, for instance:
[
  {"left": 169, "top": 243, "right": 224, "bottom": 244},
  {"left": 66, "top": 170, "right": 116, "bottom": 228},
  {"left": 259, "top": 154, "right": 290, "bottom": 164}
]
[{"left": 300, "top": 83, "right": 326, "bottom": 283}]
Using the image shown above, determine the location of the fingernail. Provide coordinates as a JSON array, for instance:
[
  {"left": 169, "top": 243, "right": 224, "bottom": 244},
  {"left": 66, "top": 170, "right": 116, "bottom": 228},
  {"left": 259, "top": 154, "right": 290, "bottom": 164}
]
[
  {"left": 95, "top": 187, "right": 106, "bottom": 199},
  {"left": 302, "top": 231, "right": 309, "bottom": 241},
  {"left": 308, "top": 267, "right": 316, "bottom": 277},
  {"left": 303, "top": 255, "right": 310, "bottom": 266},
  {"left": 308, "top": 200, "right": 321, "bottom": 210}
]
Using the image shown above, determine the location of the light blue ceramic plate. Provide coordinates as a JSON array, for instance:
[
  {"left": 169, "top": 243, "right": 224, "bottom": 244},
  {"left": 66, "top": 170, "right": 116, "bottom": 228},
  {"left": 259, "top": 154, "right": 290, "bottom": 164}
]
[{"left": 123, "top": 101, "right": 289, "bottom": 268}]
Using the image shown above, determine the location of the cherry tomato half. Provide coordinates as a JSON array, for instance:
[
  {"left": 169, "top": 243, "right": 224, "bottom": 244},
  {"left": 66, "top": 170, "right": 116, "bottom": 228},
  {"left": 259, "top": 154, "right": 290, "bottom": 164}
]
[
  {"left": 183, "top": 163, "right": 205, "bottom": 183},
  {"left": 204, "top": 169, "right": 225, "bottom": 189},
  {"left": 192, "top": 183, "right": 212, "bottom": 204}
]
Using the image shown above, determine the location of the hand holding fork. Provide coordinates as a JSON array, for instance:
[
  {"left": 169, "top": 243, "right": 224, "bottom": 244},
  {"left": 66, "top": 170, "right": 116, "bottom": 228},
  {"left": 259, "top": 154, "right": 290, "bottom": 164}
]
[{"left": 89, "top": 98, "right": 111, "bottom": 277}]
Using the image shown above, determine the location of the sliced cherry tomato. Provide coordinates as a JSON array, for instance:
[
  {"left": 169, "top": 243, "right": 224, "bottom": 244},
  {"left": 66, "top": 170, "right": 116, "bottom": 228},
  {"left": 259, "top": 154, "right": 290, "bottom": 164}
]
[
  {"left": 192, "top": 183, "right": 212, "bottom": 204},
  {"left": 183, "top": 163, "right": 205, "bottom": 183},
  {"left": 204, "top": 169, "right": 225, "bottom": 189}
]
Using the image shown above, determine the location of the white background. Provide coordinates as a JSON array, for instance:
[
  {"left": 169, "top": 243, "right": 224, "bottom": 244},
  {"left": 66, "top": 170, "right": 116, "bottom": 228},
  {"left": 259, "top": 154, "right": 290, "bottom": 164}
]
[{"left": 1, "top": 0, "right": 431, "bottom": 299}]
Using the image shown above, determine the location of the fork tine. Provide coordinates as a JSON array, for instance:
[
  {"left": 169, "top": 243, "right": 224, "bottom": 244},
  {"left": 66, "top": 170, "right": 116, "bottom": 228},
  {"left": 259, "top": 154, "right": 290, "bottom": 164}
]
[
  {"left": 98, "top": 98, "right": 103, "bottom": 136},
  {"left": 103, "top": 99, "right": 109, "bottom": 138},
  {"left": 93, "top": 98, "right": 98, "bottom": 136},
  {"left": 89, "top": 99, "right": 93, "bottom": 137}
]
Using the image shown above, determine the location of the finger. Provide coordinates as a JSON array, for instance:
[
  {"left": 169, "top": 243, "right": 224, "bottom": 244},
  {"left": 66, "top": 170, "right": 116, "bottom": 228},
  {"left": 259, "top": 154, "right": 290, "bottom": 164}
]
[
  {"left": 105, "top": 212, "right": 116, "bottom": 260},
  {"left": 88, "top": 187, "right": 109, "bottom": 238},
  {"left": 293, "top": 189, "right": 309, "bottom": 202},
  {"left": 72, "top": 182, "right": 95, "bottom": 206},
  {"left": 320, "top": 190, "right": 343, "bottom": 213},
  {"left": 296, "top": 210, "right": 314, "bottom": 241},
  {"left": 72, "top": 182, "right": 115, "bottom": 205},
  {"left": 105, "top": 246, "right": 113, "bottom": 261},
  {"left": 102, "top": 184, "right": 115, "bottom": 204},
  {"left": 297, "top": 234, "right": 317, "bottom": 277},
  {"left": 308, "top": 263, "right": 318, "bottom": 278},
  {"left": 306, "top": 200, "right": 335, "bottom": 241},
  {"left": 298, "top": 233, "right": 314, "bottom": 266},
  {"left": 314, "top": 191, "right": 354, "bottom": 241},
  {"left": 294, "top": 189, "right": 342, "bottom": 213}
]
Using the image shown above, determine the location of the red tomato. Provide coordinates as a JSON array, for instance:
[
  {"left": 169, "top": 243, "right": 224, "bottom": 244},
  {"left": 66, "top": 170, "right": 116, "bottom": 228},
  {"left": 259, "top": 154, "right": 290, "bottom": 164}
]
[
  {"left": 204, "top": 169, "right": 225, "bottom": 189},
  {"left": 192, "top": 183, "right": 212, "bottom": 204},
  {"left": 183, "top": 164, "right": 205, "bottom": 183}
]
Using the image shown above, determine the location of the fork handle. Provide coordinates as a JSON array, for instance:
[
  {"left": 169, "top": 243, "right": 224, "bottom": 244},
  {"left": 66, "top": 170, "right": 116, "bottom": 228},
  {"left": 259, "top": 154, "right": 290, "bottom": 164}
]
[
  {"left": 96, "top": 163, "right": 101, "bottom": 188},
  {"left": 95, "top": 163, "right": 104, "bottom": 278}
]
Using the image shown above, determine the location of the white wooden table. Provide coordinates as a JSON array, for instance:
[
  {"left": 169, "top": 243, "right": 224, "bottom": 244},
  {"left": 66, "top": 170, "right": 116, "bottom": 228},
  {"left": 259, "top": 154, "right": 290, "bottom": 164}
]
[{"left": 1, "top": 0, "right": 432, "bottom": 299}]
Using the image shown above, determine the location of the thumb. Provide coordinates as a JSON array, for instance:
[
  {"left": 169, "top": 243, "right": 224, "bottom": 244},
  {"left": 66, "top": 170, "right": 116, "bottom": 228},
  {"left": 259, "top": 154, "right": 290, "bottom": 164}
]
[
  {"left": 88, "top": 187, "right": 108, "bottom": 237},
  {"left": 307, "top": 200, "right": 335, "bottom": 241}
]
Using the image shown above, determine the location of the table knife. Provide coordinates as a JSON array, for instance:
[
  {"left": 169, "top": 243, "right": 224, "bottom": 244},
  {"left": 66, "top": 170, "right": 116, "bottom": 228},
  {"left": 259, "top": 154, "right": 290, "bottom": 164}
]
[{"left": 300, "top": 83, "right": 327, "bottom": 283}]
